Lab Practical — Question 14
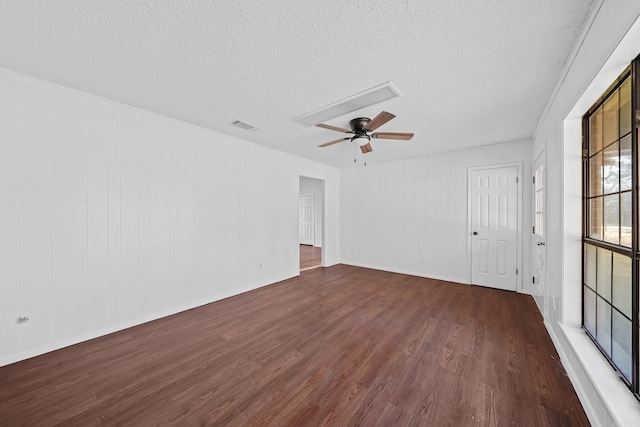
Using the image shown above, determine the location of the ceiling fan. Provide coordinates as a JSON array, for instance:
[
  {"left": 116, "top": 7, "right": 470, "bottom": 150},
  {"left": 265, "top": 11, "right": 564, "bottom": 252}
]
[{"left": 316, "top": 111, "right": 414, "bottom": 153}]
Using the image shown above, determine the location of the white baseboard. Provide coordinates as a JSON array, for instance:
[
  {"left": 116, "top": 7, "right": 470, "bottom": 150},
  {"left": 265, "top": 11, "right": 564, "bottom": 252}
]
[
  {"left": 0, "top": 275, "right": 294, "bottom": 368},
  {"left": 545, "top": 320, "right": 602, "bottom": 426},
  {"left": 544, "top": 320, "right": 640, "bottom": 427},
  {"left": 341, "top": 261, "right": 466, "bottom": 285}
]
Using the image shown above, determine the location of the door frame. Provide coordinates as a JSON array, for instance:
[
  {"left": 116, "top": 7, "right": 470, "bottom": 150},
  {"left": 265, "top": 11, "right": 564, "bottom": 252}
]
[
  {"left": 467, "top": 162, "right": 523, "bottom": 292},
  {"left": 532, "top": 147, "right": 547, "bottom": 314},
  {"left": 298, "top": 175, "right": 325, "bottom": 272}
]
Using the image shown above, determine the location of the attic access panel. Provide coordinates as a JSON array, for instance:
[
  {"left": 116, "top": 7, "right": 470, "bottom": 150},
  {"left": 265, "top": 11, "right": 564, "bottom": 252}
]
[{"left": 292, "top": 82, "right": 403, "bottom": 127}]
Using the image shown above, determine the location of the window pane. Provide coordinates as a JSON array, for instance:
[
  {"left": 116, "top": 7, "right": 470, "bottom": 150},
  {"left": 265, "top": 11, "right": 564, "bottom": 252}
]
[
  {"left": 584, "top": 244, "right": 597, "bottom": 289},
  {"left": 603, "top": 142, "right": 620, "bottom": 194},
  {"left": 590, "top": 106, "right": 603, "bottom": 154},
  {"left": 535, "top": 213, "right": 543, "bottom": 237},
  {"left": 584, "top": 286, "right": 597, "bottom": 337},
  {"left": 619, "top": 78, "right": 631, "bottom": 137},
  {"left": 589, "top": 152, "right": 603, "bottom": 196},
  {"left": 534, "top": 166, "right": 545, "bottom": 238},
  {"left": 603, "top": 91, "right": 619, "bottom": 146},
  {"left": 596, "top": 296, "right": 612, "bottom": 356},
  {"left": 621, "top": 192, "right": 632, "bottom": 248},
  {"left": 597, "top": 247, "right": 612, "bottom": 301},
  {"left": 612, "top": 309, "right": 632, "bottom": 381},
  {"left": 589, "top": 197, "right": 603, "bottom": 240},
  {"left": 620, "top": 135, "right": 632, "bottom": 191},
  {"left": 603, "top": 194, "right": 620, "bottom": 244},
  {"left": 612, "top": 253, "right": 632, "bottom": 317}
]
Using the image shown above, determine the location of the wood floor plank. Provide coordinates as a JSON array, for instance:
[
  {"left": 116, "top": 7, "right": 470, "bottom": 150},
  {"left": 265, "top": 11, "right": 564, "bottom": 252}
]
[{"left": 0, "top": 264, "right": 590, "bottom": 426}]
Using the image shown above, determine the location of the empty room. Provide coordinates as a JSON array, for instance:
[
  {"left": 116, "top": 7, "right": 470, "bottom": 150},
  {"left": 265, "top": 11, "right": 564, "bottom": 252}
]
[{"left": 1, "top": 1, "right": 640, "bottom": 425}]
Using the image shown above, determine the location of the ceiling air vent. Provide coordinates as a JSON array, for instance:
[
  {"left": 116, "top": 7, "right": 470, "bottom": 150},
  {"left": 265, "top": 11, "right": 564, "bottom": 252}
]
[
  {"left": 292, "top": 81, "right": 403, "bottom": 127},
  {"left": 228, "top": 119, "right": 259, "bottom": 131}
]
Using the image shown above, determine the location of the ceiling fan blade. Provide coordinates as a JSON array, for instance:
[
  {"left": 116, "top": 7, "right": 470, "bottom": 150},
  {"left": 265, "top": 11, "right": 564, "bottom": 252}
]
[
  {"left": 316, "top": 123, "right": 352, "bottom": 133},
  {"left": 367, "top": 111, "right": 396, "bottom": 131},
  {"left": 372, "top": 132, "right": 414, "bottom": 140},
  {"left": 318, "top": 137, "right": 350, "bottom": 147},
  {"left": 360, "top": 143, "right": 373, "bottom": 153}
]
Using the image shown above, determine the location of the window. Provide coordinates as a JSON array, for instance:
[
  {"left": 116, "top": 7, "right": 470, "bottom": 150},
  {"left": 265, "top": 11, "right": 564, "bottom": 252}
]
[
  {"left": 534, "top": 164, "right": 544, "bottom": 238},
  {"left": 583, "top": 59, "right": 638, "bottom": 397}
]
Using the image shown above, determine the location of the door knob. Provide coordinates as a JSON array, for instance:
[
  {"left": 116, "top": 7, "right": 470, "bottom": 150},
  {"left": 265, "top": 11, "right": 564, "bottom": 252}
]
[
  {"left": 537, "top": 242, "right": 545, "bottom": 246},
  {"left": 473, "top": 231, "right": 478, "bottom": 235}
]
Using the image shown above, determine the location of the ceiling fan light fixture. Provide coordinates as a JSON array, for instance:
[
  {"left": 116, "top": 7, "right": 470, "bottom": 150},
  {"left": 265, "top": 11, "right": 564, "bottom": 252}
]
[{"left": 351, "top": 135, "right": 370, "bottom": 146}]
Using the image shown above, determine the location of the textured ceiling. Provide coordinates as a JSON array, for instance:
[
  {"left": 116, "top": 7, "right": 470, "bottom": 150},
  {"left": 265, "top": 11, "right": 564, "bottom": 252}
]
[{"left": 0, "top": 0, "right": 593, "bottom": 167}]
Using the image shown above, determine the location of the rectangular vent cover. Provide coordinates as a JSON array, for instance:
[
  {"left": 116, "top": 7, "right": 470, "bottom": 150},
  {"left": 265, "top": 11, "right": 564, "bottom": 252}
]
[
  {"left": 228, "top": 119, "right": 259, "bottom": 131},
  {"left": 292, "top": 81, "right": 403, "bottom": 127}
]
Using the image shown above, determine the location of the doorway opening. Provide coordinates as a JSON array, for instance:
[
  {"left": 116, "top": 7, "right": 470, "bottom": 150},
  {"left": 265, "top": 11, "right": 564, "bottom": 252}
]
[{"left": 299, "top": 176, "right": 324, "bottom": 271}]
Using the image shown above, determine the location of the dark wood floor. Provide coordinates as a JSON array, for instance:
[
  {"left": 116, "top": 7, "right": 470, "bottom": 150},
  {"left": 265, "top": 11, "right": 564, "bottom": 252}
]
[
  {"left": 0, "top": 265, "right": 589, "bottom": 426},
  {"left": 300, "top": 244, "right": 322, "bottom": 271}
]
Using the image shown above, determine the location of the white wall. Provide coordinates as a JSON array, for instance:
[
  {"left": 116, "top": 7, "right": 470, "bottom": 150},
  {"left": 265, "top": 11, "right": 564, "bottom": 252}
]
[
  {"left": 533, "top": 1, "right": 640, "bottom": 425},
  {"left": 300, "top": 176, "right": 324, "bottom": 247},
  {"left": 0, "top": 69, "right": 340, "bottom": 366},
  {"left": 341, "top": 139, "right": 532, "bottom": 291}
]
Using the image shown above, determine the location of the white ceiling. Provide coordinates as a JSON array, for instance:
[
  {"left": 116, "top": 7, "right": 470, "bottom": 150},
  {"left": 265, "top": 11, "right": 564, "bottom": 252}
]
[{"left": 0, "top": 0, "right": 593, "bottom": 168}]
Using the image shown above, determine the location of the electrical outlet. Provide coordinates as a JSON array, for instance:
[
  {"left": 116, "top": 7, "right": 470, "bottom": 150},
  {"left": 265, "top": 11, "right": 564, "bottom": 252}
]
[
  {"left": 259, "top": 262, "right": 263, "bottom": 269},
  {"left": 16, "top": 316, "right": 29, "bottom": 324},
  {"left": 551, "top": 296, "right": 556, "bottom": 310},
  {"left": 420, "top": 254, "right": 427, "bottom": 263}
]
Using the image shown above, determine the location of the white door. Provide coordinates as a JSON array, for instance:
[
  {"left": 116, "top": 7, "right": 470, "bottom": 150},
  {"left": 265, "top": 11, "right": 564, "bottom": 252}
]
[
  {"left": 470, "top": 167, "right": 519, "bottom": 291},
  {"left": 299, "top": 194, "right": 314, "bottom": 245},
  {"left": 532, "top": 153, "right": 546, "bottom": 309}
]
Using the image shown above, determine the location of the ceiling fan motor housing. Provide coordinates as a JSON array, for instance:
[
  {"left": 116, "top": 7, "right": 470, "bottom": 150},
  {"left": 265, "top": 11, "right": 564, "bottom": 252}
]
[
  {"left": 349, "top": 117, "right": 372, "bottom": 146},
  {"left": 349, "top": 117, "right": 371, "bottom": 132}
]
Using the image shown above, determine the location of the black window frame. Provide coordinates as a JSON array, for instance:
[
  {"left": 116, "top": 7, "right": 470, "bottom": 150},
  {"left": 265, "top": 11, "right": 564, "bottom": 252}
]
[{"left": 582, "top": 55, "right": 640, "bottom": 399}]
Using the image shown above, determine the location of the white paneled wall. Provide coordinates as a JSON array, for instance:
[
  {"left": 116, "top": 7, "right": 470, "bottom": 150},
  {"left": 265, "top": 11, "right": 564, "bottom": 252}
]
[
  {"left": 341, "top": 140, "right": 532, "bottom": 290},
  {"left": 0, "top": 69, "right": 340, "bottom": 365},
  {"left": 532, "top": 1, "right": 640, "bottom": 425}
]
